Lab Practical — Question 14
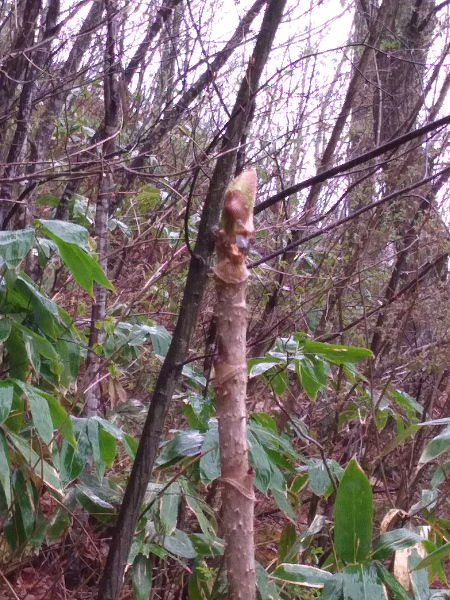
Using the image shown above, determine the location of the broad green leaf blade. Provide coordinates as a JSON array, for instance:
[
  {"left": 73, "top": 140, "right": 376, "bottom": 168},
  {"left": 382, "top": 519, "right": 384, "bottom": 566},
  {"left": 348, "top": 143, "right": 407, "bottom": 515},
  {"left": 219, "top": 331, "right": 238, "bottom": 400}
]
[
  {"left": 147, "top": 522, "right": 197, "bottom": 559},
  {"left": 0, "top": 318, "right": 11, "bottom": 342},
  {"left": 148, "top": 325, "right": 172, "bottom": 357},
  {"left": 160, "top": 482, "right": 180, "bottom": 534},
  {"left": 190, "top": 534, "right": 224, "bottom": 557},
  {"left": 12, "top": 276, "right": 65, "bottom": 339},
  {"left": 249, "top": 431, "right": 272, "bottom": 492},
  {"left": 334, "top": 459, "right": 373, "bottom": 564},
  {"left": 278, "top": 524, "right": 297, "bottom": 564},
  {"left": 409, "top": 549, "right": 430, "bottom": 600},
  {"left": 44, "top": 392, "right": 76, "bottom": 447},
  {"left": 156, "top": 430, "right": 204, "bottom": 468},
  {"left": 342, "top": 563, "right": 386, "bottom": 600},
  {"left": 55, "top": 238, "right": 114, "bottom": 296},
  {"left": 132, "top": 553, "right": 152, "bottom": 600},
  {"left": 46, "top": 504, "right": 71, "bottom": 541},
  {"left": 266, "top": 367, "right": 288, "bottom": 395},
  {"left": 248, "top": 357, "right": 285, "bottom": 378},
  {"left": 320, "top": 574, "right": 344, "bottom": 599},
  {"left": 375, "top": 562, "right": 412, "bottom": 600},
  {"left": 0, "top": 430, "right": 11, "bottom": 507},
  {"left": 60, "top": 418, "right": 90, "bottom": 483},
  {"left": 308, "top": 458, "right": 343, "bottom": 497},
  {"left": 372, "top": 529, "right": 426, "bottom": 560},
  {"left": 0, "top": 383, "right": 14, "bottom": 425},
  {"left": 98, "top": 424, "right": 116, "bottom": 466},
  {"left": 296, "top": 360, "right": 323, "bottom": 400},
  {"left": 8, "top": 431, "right": 61, "bottom": 492},
  {"left": 200, "top": 424, "right": 220, "bottom": 483},
  {"left": 87, "top": 419, "right": 104, "bottom": 478},
  {"left": 0, "top": 229, "right": 34, "bottom": 267},
  {"left": 412, "top": 540, "right": 450, "bottom": 571},
  {"left": 419, "top": 425, "right": 450, "bottom": 465},
  {"left": 38, "top": 219, "right": 89, "bottom": 247},
  {"left": 270, "top": 485, "right": 296, "bottom": 521},
  {"left": 391, "top": 389, "right": 423, "bottom": 416},
  {"left": 256, "top": 561, "right": 280, "bottom": 600},
  {"left": 284, "top": 515, "right": 327, "bottom": 563},
  {"left": 302, "top": 340, "right": 372, "bottom": 364},
  {"left": 76, "top": 484, "right": 116, "bottom": 523},
  {"left": 271, "top": 563, "right": 333, "bottom": 587},
  {"left": 17, "top": 382, "right": 53, "bottom": 444},
  {"left": 38, "top": 220, "right": 113, "bottom": 295},
  {"left": 180, "top": 478, "right": 216, "bottom": 536}
]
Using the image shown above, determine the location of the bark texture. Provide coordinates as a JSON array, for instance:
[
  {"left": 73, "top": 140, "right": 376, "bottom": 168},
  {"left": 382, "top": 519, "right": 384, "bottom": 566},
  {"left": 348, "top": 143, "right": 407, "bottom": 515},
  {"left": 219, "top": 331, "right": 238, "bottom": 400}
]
[{"left": 213, "top": 168, "right": 256, "bottom": 600}]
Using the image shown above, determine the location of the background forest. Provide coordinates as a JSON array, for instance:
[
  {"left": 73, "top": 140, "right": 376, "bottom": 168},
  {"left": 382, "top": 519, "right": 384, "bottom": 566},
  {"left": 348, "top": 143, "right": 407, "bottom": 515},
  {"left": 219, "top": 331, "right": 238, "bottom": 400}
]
[{"left": 2, "top": 0, "right": 450, "bottom": 598}]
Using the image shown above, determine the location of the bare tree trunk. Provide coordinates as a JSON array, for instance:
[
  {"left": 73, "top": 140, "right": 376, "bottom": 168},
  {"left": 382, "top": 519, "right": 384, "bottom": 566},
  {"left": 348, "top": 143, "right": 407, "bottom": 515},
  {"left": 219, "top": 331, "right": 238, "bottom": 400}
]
[
  {"left": 213, "top": 168, "right": 256, "bottom": 600},
  {"left": 83, "top": 0, "right": 120, "bottom": 416}
]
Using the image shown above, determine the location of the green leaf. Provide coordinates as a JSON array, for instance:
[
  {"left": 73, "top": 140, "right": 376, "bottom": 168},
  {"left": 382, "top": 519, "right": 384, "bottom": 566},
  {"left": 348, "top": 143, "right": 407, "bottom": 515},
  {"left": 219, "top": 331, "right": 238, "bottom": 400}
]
[
  {"left": 271, "top": 563, "right": 333, "bottom": 587},
  {"left": 267, "top": 367, "right": 288, "bottom": 395},
  {"left": 409, "top": 549, "right": 430, "bottom": 600},
  {"left": 189, "top": 533, "right": 224, "bottom": 557},
  {"left": 123, "top": 433, "right": 138, "bottom": 459},
  {"left": 248, "top": 357, "right": 285, "bottom": 378},
  {"left": 180, "top": 478, "right": 216, "bottom": 536},
  {"left": 46, "top": 504, "right": 71, "bottom": 541},
  {"left": 60, "top": 418, "right": 90, "bottom": 482},
  {"left": 87, "top": 419, "right": 104, "bottom": 478},
  {"left": 200, "top": 423, "right": 220, "bottom": 483},
  {"left": 148, "top": 324, "right": 172, "bottom": 357},
  {"left": 160, "top": 482, "right": 180, "bottom": 534},
  {"left": 11, "top": 276, "right": 66, "bottom": 339},
  {"left": 56, "top": 238, "right": 113, "bottom": 295},
  {"left": 412, "top": 540, "right": 450, "bottom": 571},
  {"left": 296, "top": 359, "right": 323, "bottom": 400},
  {"left": 98, "top": 424, "right": 116, "bottom": 467},
  {"left": 0, "top": 384, "right": 14, "bottom": 426},
  {"left": 419, "top": 425, "right": 450, "bottom": 465},
  {"left": 0, "top": 318, "right": 11, "bottom": 342},
  {"left": 341, "top": 563, "right": 386, "bottom": 600},
  {"left": 256, "top": 561, "right": 280, "bottom": 600},
  {"left": 17, "top": 382, "right": 53, "bottom": 444},
  {"left": 156, "top": 430, "right": 204, "bottom": 468},
  {"left": 132, "top": 553, "right": 152, "bottom": 600},
  {"left": 372, "top": 529, "right": 426, "bottom": 560},
  {"left": 44, "top": 391, "right": 76, "bottom": 447},
  {"left": 134, "top": 185, "right": 161, "bottom": 211},
  {"left": 38, "top": 220, "right": 113, "bottom": 295},
  {"left": 391, "top": 389, "right": 423, "bottom": 416},
  {"left": 270, "top": 485, "right": 296, "bottom": 521},
  {"left": 375, "top": 562, "right": 412, "bottom": 600},
  {"left": 0, "top": 229, "right": 34, "bottom": 267},
  {"left": 308, "top": 458, "right": 343, "bottom": 497},
  {"left": 8, "top": 431, "right": 61, "bottom": 492},
  {"left": 320, "top": 574, "right": 344, "bottom": 600},
  {"left": 302, "top": 340, "right": 372, "bottom": 364},
  {"left": 334, "top": 459, "right": 373, "bottom": 564},
  {"left": 76, "top": 484, "right": 115, "bottom": 523},
  {"left": 147, "top": 523, "right": 197, "bottom": 558},
  {"left": 249, "top": 431, "right": 272, "bottom": 493},
  {"left": 278, "top": 524, "right": 297, "bottom": 563},
  {"left": 38, "top": 219, "right": 89, "bottom": 247},
  {"left": 0, "top": 431, "right": 11, "bottom": 507}
]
